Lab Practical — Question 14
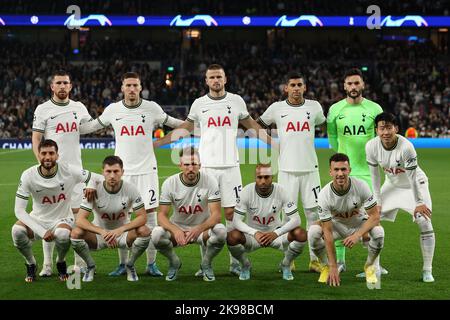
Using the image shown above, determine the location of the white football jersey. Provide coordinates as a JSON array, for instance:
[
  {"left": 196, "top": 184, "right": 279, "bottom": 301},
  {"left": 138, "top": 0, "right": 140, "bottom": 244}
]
[
  {"left": 159, "top": 172, "right": 221, "bottom": 229},
  {"left": 16, "top": 163, "right": 91, "bottom": 225},
  {"left": 234, "top": 182, "right": 298, "bottom": 232},
  {"left": 259, "top": 99, "right": 326, "bottom": 172},
  {"left": 80, "top": 180, "right": 144, "bottom": 230},
  {"left": 318, "top": 177, "right": 377, "bottom": 228},
  {"left": 187, "top": 92, "right": 250, "bottom": 167},
  {"left": 97, "top": 99, "right": 169, "bottom": 175},
  {"left": 32, "top": 98, "right": 92, "bottom": 169},
  {"left": 366, "top": 135, "right": 427, "bottom": 188}
]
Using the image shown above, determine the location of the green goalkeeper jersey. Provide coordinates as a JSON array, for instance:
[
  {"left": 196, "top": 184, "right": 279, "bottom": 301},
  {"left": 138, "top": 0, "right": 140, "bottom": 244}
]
[{"left": 327, "top": 98, "right": 383, "bottom": 177}]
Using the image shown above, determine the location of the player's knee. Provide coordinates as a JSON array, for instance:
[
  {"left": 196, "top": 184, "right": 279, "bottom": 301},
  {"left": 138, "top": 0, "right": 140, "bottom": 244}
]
[
  {"left": 415, "top": 215, "right": 433, "bottom": 233},
  {"left": 227, "top": 230, "right": 243, "bottom": 246},
  {"left": 11, "top": 224, "right": 29, "bottom": 246},
  {"left": 137, "top": 225, "right": 151, "bottom": 238},
  {"left": 292, "top": 227, "right": 307, "bottom": 242},
  {"left": 212, "top": 224, "right": 227, "bottom": 243},
  {"left": 151, "top": 226, "right": 165, "bottom": 246},
  {"left": 54, "top": 228, "right": 71, "bottom": 242},
  {"left": 70, "top": 227, "right": 84, "bottom": 239}
]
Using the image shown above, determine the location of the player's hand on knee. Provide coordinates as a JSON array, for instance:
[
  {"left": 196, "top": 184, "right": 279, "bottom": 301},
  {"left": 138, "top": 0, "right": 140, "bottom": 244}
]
[
  {"left": 43, "top": 230, "right": 55, "bottom": 242},
  {"left": 103, "top": 231, "right": 118, "bottom": 247},
  {"left": 414, "top": 204, "right": 432, "bottom": 220},
  {"left": 343, "top": 234, "right": 358, "bottom": 248},
  {"left": 260, "top": 232, "right": 277, "bottom": 246},
  {"left": 254, "top": 232, "right": 265, "bottom": 246},
  {"left": 174, "top": 230, "right": 187, "bottom": 246},
  {"left": 185, "top": 227, "right": 202, "bottom": 244}
]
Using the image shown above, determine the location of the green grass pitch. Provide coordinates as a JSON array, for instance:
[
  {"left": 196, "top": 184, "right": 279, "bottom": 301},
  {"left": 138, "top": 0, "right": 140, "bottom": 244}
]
[{"left": 0, "top": 147, "right": 449, "bottom": 300}]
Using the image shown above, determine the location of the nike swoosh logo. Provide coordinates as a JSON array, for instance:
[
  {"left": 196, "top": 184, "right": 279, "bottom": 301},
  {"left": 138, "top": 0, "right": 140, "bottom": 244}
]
[
  {"left": 201, "top": 110, "right": 210, "bottom": 113},
  {"left": 50, "top": 116, "right": 58, "bottom": 119},
  {"left": 338, "top": 115, "right": 345, "bottom": 119},
  {"left": 98, "top": 205, "right": 105, "bottom": 208},
  {"left": 36, "top": 189, "right": 44, "bottom": 193},
  {"left": 175, "top": 198, "right": 182, "bottom": 201},
  {"left": 281, "top": 115, "right": 288, "bottom": 118},
  {"left": 116, "top": 118, "right": 123, "bottom": 121}
]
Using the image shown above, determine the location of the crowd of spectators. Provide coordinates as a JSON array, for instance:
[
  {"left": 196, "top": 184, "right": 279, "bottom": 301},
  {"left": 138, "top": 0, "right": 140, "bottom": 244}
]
[
  {"left": 0, "top": 36, "right": 448, "bottom": 139},
  {"left": 1, "top": 0, "right": 448, "bottom": 15}
]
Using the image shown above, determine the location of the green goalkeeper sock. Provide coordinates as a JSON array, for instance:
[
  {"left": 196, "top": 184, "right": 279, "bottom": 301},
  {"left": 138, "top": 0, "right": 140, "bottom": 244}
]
[{"left": 335, "top": 240, "right": 346, "bottom": 264}]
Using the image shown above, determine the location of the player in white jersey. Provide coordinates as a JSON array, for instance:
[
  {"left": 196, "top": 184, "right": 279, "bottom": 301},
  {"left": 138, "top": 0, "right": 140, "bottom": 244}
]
[
  {"left": 365, "top": 112, "right": 434, "bottom": 282},
  {"left": 80, "top": 72, "right": 183, "bottom": 277},
  {"left": 308, "top": 153, "right": 384, "bottom": 289},
  {"left": 153, "top": 64, "right": 273, "bottom": 276},
  {"left": 12, "top": 140, "right": 93, "bottom": 282},
  {"left": 258, "top": 72, "right": 326, "bottom": 273},
  {"left": 152, "top": 147, "right": 225, "bottom": 281},
  {"left": 227, "top": 164, "right": 307, "bottom": 281},
  {"left": 32, "top": 70, "right": 93, "bottom": 277},
  {"left": 70, "top": 156, "right": 151, "bottom": 282}
]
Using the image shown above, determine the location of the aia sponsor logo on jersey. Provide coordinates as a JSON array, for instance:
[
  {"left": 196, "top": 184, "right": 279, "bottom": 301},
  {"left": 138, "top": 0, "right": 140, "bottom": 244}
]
[
  {"left": 178, "top": 205, "right": 204, "bottom": 215},
  {"left": 333, "top": 209, "right": 360, "bottom": 219},
  {"left": 252, "top": 215, "right": 275, "bottom": 225},
  {"left": 383, "top": 167, "right": 406, "bottom": 175},
  {"left": 42, "top": 193, "right": 67, "bottom": 204},
  {"left": 55, "top": 122, "right": 78, "bottom": 133},
  {"left": 120, "top": 125, "right": 145, "bottom": 136},
  {"left": 101, "top": 212, "right": 126, "bottom": 221},
  {"left": 285, "top": 121, "right": 310, "bottom": 132},
  {"left": 207, "top": 116, "right": 231, "bottom": 127},
  {"left": 343, "top": 125, "right": 366, "bottom": 136}
]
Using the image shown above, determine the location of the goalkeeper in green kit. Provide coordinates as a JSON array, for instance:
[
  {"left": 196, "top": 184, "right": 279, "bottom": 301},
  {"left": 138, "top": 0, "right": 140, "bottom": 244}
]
[{"left": 327, "top": 68, "right": 386, "bottom": 275}]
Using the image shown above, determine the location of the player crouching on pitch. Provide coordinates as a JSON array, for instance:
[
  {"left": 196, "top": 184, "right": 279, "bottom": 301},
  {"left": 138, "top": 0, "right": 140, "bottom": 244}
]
[
  {"left": 70, "top": 155, "right": 151, "bottom": 282},
  {"left": 308, "top": 153, "right": 384, "bottom": 289},
  {"left": 227, "top": 163, "right": 307, "bottom": 281},
  {"left": 152, "top": 147, "right": 225, "bottom": 282}
]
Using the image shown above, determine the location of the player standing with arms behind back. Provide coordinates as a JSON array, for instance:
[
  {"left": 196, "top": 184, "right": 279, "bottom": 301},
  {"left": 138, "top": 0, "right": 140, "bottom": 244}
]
[
  {"left": 258, "top": 72, "right": 326, "bottom": 273},
  {"left": 80, "top": 72, "right": 183, "bottom": 277},
  {"left": 32, "top": 70, "right": 93, "bottom": 276},
  {"left": 326, "top": 68, "right": 383, "bottom": 273},
  {"left": 154, "top": 64, "right": 273, "bottom": 276}
]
